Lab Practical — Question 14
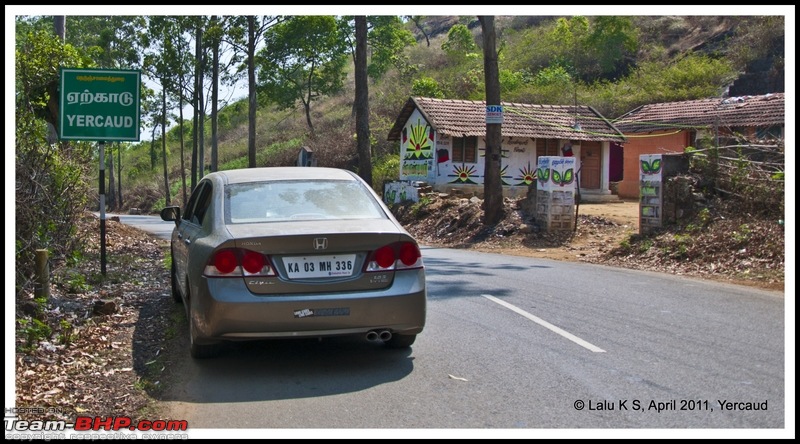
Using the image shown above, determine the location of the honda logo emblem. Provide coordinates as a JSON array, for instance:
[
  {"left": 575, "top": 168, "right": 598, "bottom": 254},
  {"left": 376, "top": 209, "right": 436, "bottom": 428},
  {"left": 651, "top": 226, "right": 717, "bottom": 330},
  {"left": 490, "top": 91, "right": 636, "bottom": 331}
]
[{"left": 313, "top": 238, "right": 328, "bottom": 250}]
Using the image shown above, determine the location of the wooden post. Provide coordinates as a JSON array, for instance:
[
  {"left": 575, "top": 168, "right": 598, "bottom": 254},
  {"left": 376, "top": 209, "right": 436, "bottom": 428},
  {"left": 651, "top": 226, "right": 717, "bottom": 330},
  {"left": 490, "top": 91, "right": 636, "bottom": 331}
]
[{"left": 34, "top": 249, "right": 50, "bottom": 301}]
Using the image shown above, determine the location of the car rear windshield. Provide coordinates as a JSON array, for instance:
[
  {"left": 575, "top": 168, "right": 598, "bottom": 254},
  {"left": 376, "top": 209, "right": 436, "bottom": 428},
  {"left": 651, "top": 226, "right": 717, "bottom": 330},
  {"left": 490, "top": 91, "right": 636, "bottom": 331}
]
[{"left": 225, "top": 179, "right": 387, "bottom": 224}]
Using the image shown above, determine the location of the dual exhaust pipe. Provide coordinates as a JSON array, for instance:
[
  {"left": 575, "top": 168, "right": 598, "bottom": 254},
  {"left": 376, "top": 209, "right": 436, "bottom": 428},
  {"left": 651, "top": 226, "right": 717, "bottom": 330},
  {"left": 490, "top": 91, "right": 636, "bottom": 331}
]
[{"left": 366, "top": 329, "right": 392, "bottom": 342}]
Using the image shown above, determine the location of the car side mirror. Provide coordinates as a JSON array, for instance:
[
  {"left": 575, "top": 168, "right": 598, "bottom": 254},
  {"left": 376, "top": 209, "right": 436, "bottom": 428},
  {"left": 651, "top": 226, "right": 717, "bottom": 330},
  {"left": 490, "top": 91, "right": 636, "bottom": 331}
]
[{"left": 160, "top": 206, "right": 181, "bottom": 227}]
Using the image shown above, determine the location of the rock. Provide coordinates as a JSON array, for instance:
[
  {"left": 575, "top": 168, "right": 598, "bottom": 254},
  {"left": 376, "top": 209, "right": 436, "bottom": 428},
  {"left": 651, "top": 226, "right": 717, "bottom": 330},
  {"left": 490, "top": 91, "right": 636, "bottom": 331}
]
[{"left": 92, "top": 300, "right": 117, "bottom": 316}]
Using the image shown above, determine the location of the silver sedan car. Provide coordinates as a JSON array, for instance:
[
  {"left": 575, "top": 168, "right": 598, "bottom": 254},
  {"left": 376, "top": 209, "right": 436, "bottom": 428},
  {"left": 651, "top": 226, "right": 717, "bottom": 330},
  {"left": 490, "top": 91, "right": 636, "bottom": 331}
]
[{"left": 161, "top": 167, "right": 427, "bottom": 358}]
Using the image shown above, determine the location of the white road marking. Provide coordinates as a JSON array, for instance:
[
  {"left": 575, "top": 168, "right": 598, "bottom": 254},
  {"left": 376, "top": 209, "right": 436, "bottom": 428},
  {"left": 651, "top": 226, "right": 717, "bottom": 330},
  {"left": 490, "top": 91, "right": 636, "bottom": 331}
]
[{"left": 482, "top": 294, "right": 606, "bottom": 353}]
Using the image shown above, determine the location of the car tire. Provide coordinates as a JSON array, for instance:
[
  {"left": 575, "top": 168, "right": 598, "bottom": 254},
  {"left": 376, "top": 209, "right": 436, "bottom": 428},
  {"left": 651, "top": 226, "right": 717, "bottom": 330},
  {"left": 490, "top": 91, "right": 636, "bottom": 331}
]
[
  {"left": 385, "top": 333, "right": 416, "bottom": 349},
  {"left": 170, "top": 259, "right": 182, "bottom": 303}
]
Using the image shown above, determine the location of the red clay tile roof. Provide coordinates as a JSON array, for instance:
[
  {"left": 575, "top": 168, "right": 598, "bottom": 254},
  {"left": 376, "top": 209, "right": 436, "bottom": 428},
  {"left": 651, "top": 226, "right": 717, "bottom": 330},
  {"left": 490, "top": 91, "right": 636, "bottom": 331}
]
[
  {"left": 387, "top": 97, "right": 626, "bottom": 143},
  {"left": 613, "top": 93, "right": 785, "bottom": 133}
]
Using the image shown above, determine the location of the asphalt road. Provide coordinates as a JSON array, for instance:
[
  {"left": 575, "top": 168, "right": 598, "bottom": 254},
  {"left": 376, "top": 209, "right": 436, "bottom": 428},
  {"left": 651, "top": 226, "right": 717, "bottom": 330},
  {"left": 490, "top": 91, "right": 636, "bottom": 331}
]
[{"left": 115, "top": 214, "right": 789, "bottom": 438}]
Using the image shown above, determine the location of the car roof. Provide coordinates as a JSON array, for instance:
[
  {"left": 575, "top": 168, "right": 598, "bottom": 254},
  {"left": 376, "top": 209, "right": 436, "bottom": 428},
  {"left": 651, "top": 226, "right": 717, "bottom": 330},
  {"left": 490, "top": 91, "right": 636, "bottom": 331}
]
[{"left": 213, "top": 167, "right": 358, "bottom": 184}]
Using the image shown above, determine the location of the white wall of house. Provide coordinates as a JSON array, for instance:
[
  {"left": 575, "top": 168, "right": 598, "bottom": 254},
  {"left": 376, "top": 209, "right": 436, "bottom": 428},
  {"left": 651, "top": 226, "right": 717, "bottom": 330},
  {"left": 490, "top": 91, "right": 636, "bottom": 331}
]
[{"left": 397, "top": 108, "right": 611, "bottom": 198}]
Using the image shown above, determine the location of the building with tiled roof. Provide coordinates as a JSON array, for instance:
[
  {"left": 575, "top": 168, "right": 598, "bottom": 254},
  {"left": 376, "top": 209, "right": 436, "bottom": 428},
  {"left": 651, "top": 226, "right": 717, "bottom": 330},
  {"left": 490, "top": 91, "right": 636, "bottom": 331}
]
[
  {"left": 386, "top": 96, "right": 626, "bottom": 200},
  {"left": 612, "top": 93, "right": 784, "bottom": 199}
]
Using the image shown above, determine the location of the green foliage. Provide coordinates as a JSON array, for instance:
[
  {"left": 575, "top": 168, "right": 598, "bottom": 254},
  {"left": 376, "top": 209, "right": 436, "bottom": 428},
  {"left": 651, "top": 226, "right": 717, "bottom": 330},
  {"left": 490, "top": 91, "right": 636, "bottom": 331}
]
[
  {"left": 57, "top": 319, "right": 77, "bottom": 346},
  {"left": 58, "top": 270, "right": 92, "bottom": 294},
  {"left": 498, "top": 69, "right": 525, "bottom": 95},
  {"left": 584, "top": 54, "right": 737, "bottom": 117},
  {"left": 219, "top": 137, "right": 305, "bottom": 170},
  {"left": 441, "top": 24, "right": 476, "bottom": 58},
  {"left": 731, "top": 224, "right": 751, "bottom": 244},
  {"left": 670, "top": 233, "right": 692, "bottom": 258},
  {"left": 257, "top": 15, "right": 348, "bottom": 132},
  {"left": 15, "top": 26, "right": 97, "bottom": 294},
  {"left": 531, "top": 64, "right": 573, "bottom": 87},
  {"left": 365, "top": 16, "right": 417, "bottom": 79},
  {"left": 412, "top": 76, "right": 444, "bottom": 98},
  {"left": 151, "top": 196, "right": 167, "bottom": 215},
  {"left": 17, "top": 318, "right": 52, "bottom": 352},
  {"left": 371, "top": 154, "right": 401, "bottom": 194}
]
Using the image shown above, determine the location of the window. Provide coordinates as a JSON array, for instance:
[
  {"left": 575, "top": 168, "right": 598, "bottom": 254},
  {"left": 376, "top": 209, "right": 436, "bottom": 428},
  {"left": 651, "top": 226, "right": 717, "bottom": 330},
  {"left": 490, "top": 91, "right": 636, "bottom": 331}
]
[
  {"left": 225, "top": 180, "right": 386, "bottom": 224},
  {"left": 756, "top": 125, "right": 782, "bottom": 140},
  {"left": 536, "top": 139, "right": 560, "bottom": 157},
  {"left": 452, "top": 136, "right": 478, "bottom": 163},
  {"left": 183, "top": 181, "right": 212, "bottom": 226}
]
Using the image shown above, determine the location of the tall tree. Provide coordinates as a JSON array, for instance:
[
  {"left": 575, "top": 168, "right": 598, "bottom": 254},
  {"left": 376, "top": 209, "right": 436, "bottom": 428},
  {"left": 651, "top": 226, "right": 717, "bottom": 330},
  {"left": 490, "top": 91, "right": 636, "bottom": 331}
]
[
  {"left": 478, "top": 16, "right": 504, "bottom": 225},
  {"left": 161, "top": 86, "right": 171, "bottom": 206},
  {"left": 258, "top": 15, "right": 348, "bottom": 137},
  {"left": 221, "top": 16, "right": 278, "bottom": 168},
  {"left": 209, "top": 15, "right": 221, "bottom": 172},
  {"left": 173, "top": 17, "right": 195, "bottom": 204},
  {"left": 195, "top": 20, "right": 205, "bottom": 186},
  {"left": 354, "top": 16, "right": 372, "bottom": 185}
]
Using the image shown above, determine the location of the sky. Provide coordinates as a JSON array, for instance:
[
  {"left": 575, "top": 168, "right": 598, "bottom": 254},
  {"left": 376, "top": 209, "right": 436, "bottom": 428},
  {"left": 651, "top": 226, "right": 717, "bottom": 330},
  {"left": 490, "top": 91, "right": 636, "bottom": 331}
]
[{"left": 6, "top": 5, "right": 796, "bottom": 440}]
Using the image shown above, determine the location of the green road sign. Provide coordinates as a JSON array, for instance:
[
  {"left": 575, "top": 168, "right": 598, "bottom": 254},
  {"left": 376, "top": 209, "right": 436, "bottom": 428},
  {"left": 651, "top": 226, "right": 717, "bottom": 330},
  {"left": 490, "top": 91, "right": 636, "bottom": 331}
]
[{"left": 59, "top": 68, "right": 141, "bottom": 141}]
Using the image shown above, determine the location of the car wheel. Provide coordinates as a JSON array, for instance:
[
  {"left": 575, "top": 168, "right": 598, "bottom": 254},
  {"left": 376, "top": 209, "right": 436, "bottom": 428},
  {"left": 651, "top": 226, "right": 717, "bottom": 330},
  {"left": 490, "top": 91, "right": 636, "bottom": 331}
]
[
  {"left": 170, "top": 259, "right": 182, "bottom": 303},
  {"left": 385, "top": 333, "right": 416, "bottom": 349}
]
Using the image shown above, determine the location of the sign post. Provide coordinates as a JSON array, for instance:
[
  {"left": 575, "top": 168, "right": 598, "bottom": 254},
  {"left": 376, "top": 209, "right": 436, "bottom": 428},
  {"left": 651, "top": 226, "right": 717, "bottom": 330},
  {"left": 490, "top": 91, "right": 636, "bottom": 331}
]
[{"left": 60, "top": 68, "right": 141, "bottom": 274}]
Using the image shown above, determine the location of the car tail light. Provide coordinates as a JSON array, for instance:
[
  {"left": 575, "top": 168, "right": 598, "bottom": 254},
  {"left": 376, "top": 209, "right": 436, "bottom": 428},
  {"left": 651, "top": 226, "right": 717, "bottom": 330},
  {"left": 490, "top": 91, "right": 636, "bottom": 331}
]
[
  {"left": 213, "top": 250, "right": 237, "bottom": 274},
  {"left": 364, "top": 241, "right": 423, "bottom": 272},
  {"left": 241, "top": 250, "right": 266, "bottom": 275},
  {"left": 204, "top": 248, "right": 276, "bottom": 277}
]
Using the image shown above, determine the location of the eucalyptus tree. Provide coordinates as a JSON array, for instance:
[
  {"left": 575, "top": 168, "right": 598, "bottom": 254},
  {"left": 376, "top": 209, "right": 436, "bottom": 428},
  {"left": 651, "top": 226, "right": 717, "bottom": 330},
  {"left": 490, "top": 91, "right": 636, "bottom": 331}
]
[
  {"left": 222, "top": 15, "right": 277, "bottom": 168},
  {"left": 143, "top": 16, "right": 189, "bottom": 206},
  {"left": 205, "top": 15, "right": 252, "bottom": 172},
  {"left": 168, "top": 16, "right": 196, "bottom": 204},
  {"left": 193, "top": 17, "right": 206, "bottom": 189},
  {"left": 257, "top": 15, "right": 349, "bottom": 137}
]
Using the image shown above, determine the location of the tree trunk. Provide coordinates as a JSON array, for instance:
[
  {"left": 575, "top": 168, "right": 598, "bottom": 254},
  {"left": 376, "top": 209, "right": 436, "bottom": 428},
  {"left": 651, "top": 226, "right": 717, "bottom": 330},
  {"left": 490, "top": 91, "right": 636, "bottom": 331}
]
[
  {"left": 162, "top": 87, "right": 171, "bottom": 206},
  {"left": 479, "top": 16, "right": 504, "bottom": 225},
  {"left": 355, "top": 16, "right": 372, "bottom": 186},
  {"left": 197, "top": 26, "right": 205, "bottom": 181},
  {"left": 303, "top": 99, "right": 315, "bottom": 137},
  {"left": 150, "top": 114, "right": 157, "bottom": 170},
  {"left": 247, "top": 16, "right": 257, "bottom": 168},
  {"left": 179, "top": 81, "right": 187, "bottom": 204},
  {"left": 211, "top": 16, "right": 219, "bottom": 173}
]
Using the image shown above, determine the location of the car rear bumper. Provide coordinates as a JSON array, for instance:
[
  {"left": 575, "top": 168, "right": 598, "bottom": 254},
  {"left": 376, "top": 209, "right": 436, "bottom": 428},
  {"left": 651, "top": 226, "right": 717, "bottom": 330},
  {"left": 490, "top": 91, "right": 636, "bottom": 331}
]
[{"left": 190, "top": 270, "right": 426, "bottom": 343}]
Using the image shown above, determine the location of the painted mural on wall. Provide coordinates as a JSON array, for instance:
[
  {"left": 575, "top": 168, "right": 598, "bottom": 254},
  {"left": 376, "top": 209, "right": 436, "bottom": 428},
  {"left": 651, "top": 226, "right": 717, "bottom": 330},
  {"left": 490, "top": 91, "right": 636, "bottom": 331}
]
[
  {"left": 443, "top": 138, "right": 536, "bottom": 186},
  {"left": 639, "top": 154, "right": 662, "bottom": 218},
  {"left": 640, "top": 154, "right": 663, "bottom": 181},
  {"left": 403, "top": 118, "right": 433, "bottom": 160},
  {"left": 537, "top": 156, "right": 576, "bottom": 192},
  {"left": 383, "top": 181, "right": 420, "bottom": 204},
  {"left": 400, "top": 117, "right": 434, "bottom": 181},
  {"left": 515, "top": 163, "right": 537, "bottom": 187},
  {"left": 448, "top": 164, "right": 479, "bottom": 184}
]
